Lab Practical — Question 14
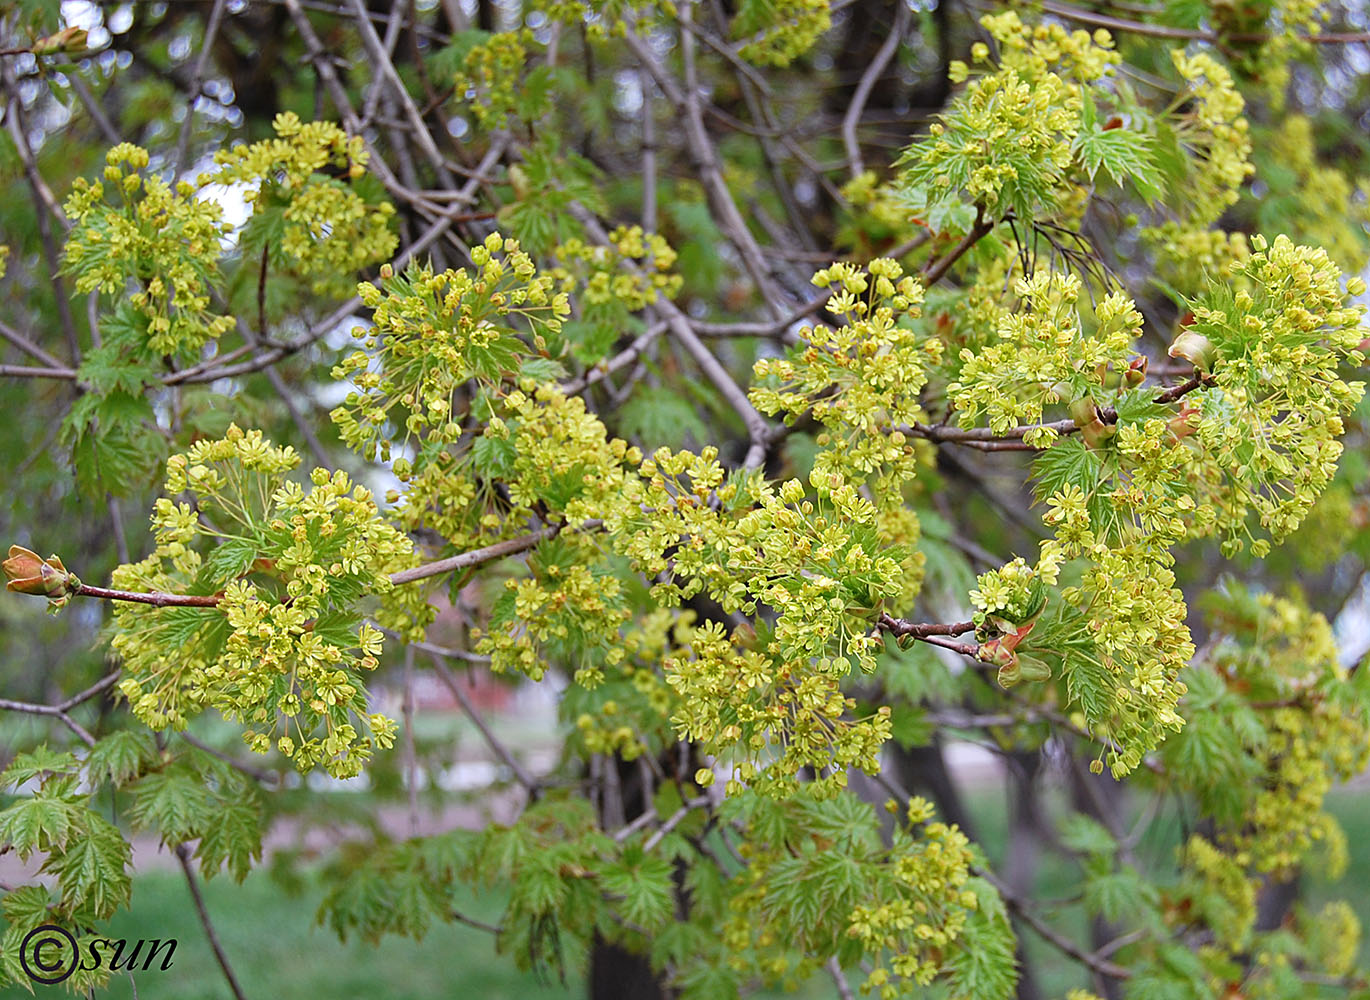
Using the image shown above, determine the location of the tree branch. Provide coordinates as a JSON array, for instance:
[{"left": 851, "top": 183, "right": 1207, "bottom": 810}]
[
  {"left": 425, "top": 651, "right": 540, "bottom": 795},
  {"left": 175, "top": 843, "right": 251, "bottom": 1000},
  {"left": 842, "top": 1, "right": 910, "bottom": 178},
  {"left": 978, "top": 867, "right": 1133, "bottom": 980}
]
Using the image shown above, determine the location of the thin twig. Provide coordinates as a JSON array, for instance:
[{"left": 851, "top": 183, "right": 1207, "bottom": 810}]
[
  {"left": 75, "top": 584, "right": 222, "bottom": 607},
  {"left": 826, "top": 957, "right": 856, "bottom": 1000},
  {"left": 979, "top": 867, "right": 1132, "bottom": 980},
  {"left": 178, "top": 732, "right": 278, "bottom": 786},
  {"left": 842, "top": 2, "right": 910, "bottom": 177},
  {"left": 0, "top": 318, "right": 69, "bottom": 369},
  {"left": 175, "top": 843, "right": 250, "bottom": 1000},
  {"left": 877, "top": 615, "right": 976, "bottom": 639},
  {"left": 389, "top": 522, "right": 592, "bottom": 586},
  {"left": 922, "top": 211, "right": 994, "bottom": 287},
  {"left": 174, "top": 0, "right": 228, "bottom": 175},
  {"left": 0, "top": 363, "right": 78, "bottom": 379},
  {"left": 426, "top": 652, "right": 540, "bottom": 794},
  {"left": 642, "top": 797, "right": 709, "bottom": 851},
  {"left": 402, "top": 646, "right": 419, "bottom": 836},
  {"left": 690, "top": 293, "right": 830, "bottom": 338},
  {"left": 0, "top": 670, "right": 119, "bottom": 746}
]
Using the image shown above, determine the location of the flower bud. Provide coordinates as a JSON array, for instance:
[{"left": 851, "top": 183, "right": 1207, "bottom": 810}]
[
  {"left": 1166, "top": 402, "right": 1199, "bottom": 442},
  {"left": 1123, "top": 355, "right": 1148, "bottom": 388},
  {"left": 1167, "top": 330, "right": 1217, "bottom": 371},
  {"left": 3, "top": 545, "right": 79, "bottom": 602},
  {"left": 1068, "top": 397, "right": 1100, "bottom": 429},
  {"left": 732, "top": 622, "right": 758, "bottom": 650},
  {"left": 979, "top": 638, "right": 1017, "bottom": 670},
  {"left": 32, "top": 27, "right": 88, "bottom": 56},
  {"left": 1015, "top": 654, "right": 1052, "bottom": 683},
  {"left": 1080, "top": 418, "right": 1116, "bottom": 450}
]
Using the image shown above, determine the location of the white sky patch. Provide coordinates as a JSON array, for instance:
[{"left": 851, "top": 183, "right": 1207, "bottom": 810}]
[
  {"left": 59, "top": 1, "right": 110, "bottom": 48},
  {"left": 187, "top": 146, "right": 253, "bottom": 250},
  {"left": 614, "top": 70, "right": 643, "bottom": 116}
]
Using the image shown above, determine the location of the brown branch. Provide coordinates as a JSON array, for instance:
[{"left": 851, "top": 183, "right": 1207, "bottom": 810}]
[
  {"left": 2, "top": 62, "right": 80, "bottom": 366},
  {"left": 389, "top": 522, "right": 594, "bottom": 586},
  {"left": 842, "top": 1, "right": 910, "bottom": 178},
  {"left": 0, "top": 670, "right": 119, "bottom": 747},
  {"left": 426, "top": 652, "right": 540, "bottom": 794},
  {"left": 876, "top": 614, "right": 982, "bottom": 658},
  {"left": 878, "top": 614, "right": 976, "bottom": 639},
  {"left": 906, "top": 374, "right": 1213, "bottom": 450},
  {"left": 0, "top": 318, "right": 70, "bottom": 370},
  {"left": 689, "top": 293, "right": 830, "bottom": 338},
  {"left": 174, "top": 0, "right": 229, "bottom": 175},
  {"left": 23, "top": 520, "right": 603, "bottom": 617},
  {"left": 642, "top": 798, "right": 710, "bottom": 852},
  {"left": 0, "top": 364, "right": 78, "bottom": 380},
  {"left": 978, "top": 866, "right": 1133, "bottom": 980},
  {"left": 75, "top": 584, "right": 222, "bottom": 607},
  {"left": 450, "top": 909, "right": 503, "bottom": 935},
  {"left": 921, "top": 211, "right": 994, "bottom": 286},
  {"left": 826, "top": 958, "right": 857, "bottom": 1000},
  {"left": 1040, "top": 0, "right": 1370, "bottom": 43},
  {"left": 920, "top": 634, "right": 982, "bottom": 657},
  {"left": 175, "top": 844, "right": 250, "bottom": 1000},
  {"left": 560, "top": 322, "right": 667, "bottom": 395},
  {"left": 178, "top": 732, "right": 279, "bottom": 786}
]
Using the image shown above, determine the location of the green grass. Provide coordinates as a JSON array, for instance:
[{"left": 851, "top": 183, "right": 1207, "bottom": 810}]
[
  {"left": 1, "top": 871, "right": 580, "bottom": 1000},
  {"left": 2, "top": 785, "right": 1370, "bottom": 998}
]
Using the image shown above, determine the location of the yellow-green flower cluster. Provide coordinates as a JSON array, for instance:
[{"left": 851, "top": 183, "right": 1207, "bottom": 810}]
[
  {"left": 1183, "top": 235, "right": 1366, "bottom": 552},
  {"left": 1175, "top": 835, "right": 1256, "bottom": 952},
  {"left": 568, "top": 609, "right": 681, "bottom": 759},
  {"left": 1068, "top": 544, "right": 1192, "bottom": 777},
  {"left": 1170, "top": 51, "right": 1252, "bottom": 222},
  {"left": 212, "top": 112, "right": 396, "bottom": 297},
  {"left": 970, "top": 557, "right": 1047, "bottom": 626},
  {"left": 613, "top": 458, "right": 904, "bottom": 797},
  {"left": 474, "top": 532, "right": 629, "bottom": 684},
  {"left": 110, "top": 426, "right": 411, "bottom": 779},
  {"left": 721, "top": 791, "right": 984, "bottom": 999},
  {"left": 1027, "top": 415, "right": 1200, "bottom": 776},
  {"left": 949, "top": 273, "right": 1140, "bottom": 444},
  {"left": 838, "top": 171, "right": 918, "bottom": 252},
  {"left": 1147, "top": 225, "right": 1250, "bottom": 296},
  {"left": 907, "top": 66, "right": 1079, "bottom": 221},
  {"left": 843, "top": 820, "right": 979, "bottom": 995},
  {"left": 973, "top": 11, "right": 1119, "bottom": 83},
  {"left": 1249, "top": 116, "right": 1370, "bottom": 277},
  {"left": 751, "top": 259, "right": 934, "bottom": 499},
  {"left": 733, "top": 0, "right": 830, "bottom": 68},
  {"left": 1198, "top": 590, "right": 1368, "bottom": 876},
  {"left": 902, "top": 13, "right": 1121, "bottom": 230},
  {"left": 467, "top": 386, "right": 638, "bottom": 681},
  {"left": 500, "top": 382, "right": 635, "bottom": 518},
  {"left": 665, "top": 617, "right": 892, "bottom": 800},
  {"left": 1214, "top": 0, "right": 1326, "bottom": 94},
  {"left": 553, "top": 226, "right": 681, "bottom": 312},
  {"left": 331, "top": 234, "right": 570, "bottom": 464},
  {"left": 62, "top": 143, "right": 233, "bottom": 356},
  {"left": 1036, "top": 456, "right": 1194, "bottom": 777},
  {"left": 1301, "top": 902, "right": 1361, "bottom": 979},
  {"left": 1143, "top": 51, "right": 1254, "bottom": 292},
  {"left": 453, "top": 30, "right": 533, "bottom": 129}
]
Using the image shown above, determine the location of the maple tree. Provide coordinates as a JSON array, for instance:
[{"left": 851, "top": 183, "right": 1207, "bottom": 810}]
[{"left": 1, "top": 0, "right": 1369, "bottom": 997}]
